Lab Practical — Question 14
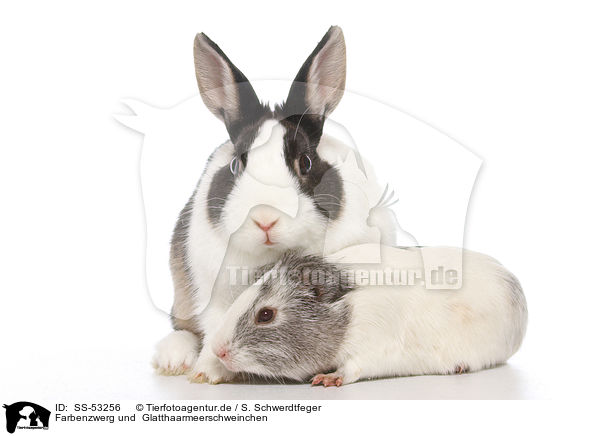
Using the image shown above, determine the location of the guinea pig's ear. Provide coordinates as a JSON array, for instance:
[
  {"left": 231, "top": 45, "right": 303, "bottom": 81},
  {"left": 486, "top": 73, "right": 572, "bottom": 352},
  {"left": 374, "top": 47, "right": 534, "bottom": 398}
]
[
  {"left": 284, "top": 26, "right": 346, "bottom": 118},
  {"left": 306, "top": 268, "right": 353, "bottom": 304},
  {"left": 194, "top": 33, "right": 264, "bottom": 141}
]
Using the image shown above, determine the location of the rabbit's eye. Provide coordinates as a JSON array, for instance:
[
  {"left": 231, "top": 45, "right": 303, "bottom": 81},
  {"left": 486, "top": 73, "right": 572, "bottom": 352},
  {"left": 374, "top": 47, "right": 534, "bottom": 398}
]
[
  {"left": 230, "top": 156, "right": 241, "bottom": 175},
  {"left": 230, "top": 153, "right": 248, "bottom": 175},
  {"left": 299, "top": 154, "right": 312, "bottom": 175},
  {"left": 255, "top": 307, "right": 276, "bottom": 324}
]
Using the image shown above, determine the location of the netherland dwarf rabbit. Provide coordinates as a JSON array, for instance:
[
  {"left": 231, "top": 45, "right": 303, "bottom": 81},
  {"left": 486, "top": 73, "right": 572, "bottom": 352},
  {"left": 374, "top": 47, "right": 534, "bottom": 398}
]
[
  {"left": 152, "top": 27, "right": 399, "bottom": 383},
  {"left": 210, "top": 245, "right": 527, "bottom": 386}
]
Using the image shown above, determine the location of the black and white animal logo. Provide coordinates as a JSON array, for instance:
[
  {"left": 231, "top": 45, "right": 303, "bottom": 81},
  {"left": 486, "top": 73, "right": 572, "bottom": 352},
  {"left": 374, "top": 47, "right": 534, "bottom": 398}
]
[{"left": 3, "top": 402, "right": 50, "bottom": 433}]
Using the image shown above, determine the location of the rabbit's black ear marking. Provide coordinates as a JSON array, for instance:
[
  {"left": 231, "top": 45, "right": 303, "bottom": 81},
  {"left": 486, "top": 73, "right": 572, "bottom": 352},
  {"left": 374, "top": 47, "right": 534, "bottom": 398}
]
[
  {"left": 283, "top": 26, "right": 346, "bottom": 119},
  {"left": 194, "top": 33, "right": 270, "bottom": 143}
]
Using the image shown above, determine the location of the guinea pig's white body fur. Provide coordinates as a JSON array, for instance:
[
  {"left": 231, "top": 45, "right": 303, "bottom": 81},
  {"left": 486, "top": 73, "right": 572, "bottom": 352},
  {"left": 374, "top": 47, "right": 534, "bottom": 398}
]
[
  {"left": 211, "top": 244, "right": 527, "bottom": 386},
  {"left": 324, "top": 244, "right": 527, "bottom": 384}
]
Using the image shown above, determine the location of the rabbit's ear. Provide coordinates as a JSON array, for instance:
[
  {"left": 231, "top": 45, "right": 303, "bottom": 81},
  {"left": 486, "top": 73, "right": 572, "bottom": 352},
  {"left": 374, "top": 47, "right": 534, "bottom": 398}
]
[
  {"left": 194, "top": 33, "right": 264, "bottom": 141},
  {"left": 285, "top": 26, "right": 346, "bottom": 118}
]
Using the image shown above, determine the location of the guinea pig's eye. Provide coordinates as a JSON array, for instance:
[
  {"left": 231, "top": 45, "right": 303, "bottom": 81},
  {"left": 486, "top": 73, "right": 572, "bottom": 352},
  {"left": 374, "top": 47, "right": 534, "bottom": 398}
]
[
  {"left": 230, "top": 156, "right": 241, "bottom": 175},
  {"left": 299, "top": 154, "right": 312, "bottom": 175},
  {"left": 255, "top": 307, "right": 276, "bottom": 324}
]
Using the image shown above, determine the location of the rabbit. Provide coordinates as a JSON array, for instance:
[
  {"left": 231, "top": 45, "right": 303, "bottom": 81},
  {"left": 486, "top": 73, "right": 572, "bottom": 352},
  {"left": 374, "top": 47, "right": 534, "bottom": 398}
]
[
  {"left": 208, "top": 244, "right": 528, "bottom": 386},
  {"left": 152, "top": 26, "right": 399, "bottom": 383}
]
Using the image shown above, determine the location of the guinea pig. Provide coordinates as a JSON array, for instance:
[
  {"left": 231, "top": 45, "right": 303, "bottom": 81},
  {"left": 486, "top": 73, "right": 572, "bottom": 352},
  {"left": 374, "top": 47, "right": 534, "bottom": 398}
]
[{"left": 209, "top": 244, "right": 527, "bottom": 386}]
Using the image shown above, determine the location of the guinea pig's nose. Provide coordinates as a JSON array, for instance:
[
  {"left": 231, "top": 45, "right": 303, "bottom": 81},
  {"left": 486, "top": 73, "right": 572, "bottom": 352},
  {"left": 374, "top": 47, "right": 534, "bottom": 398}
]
[{"left": 216, "top": 345, "right": 230, "bottom": 361}]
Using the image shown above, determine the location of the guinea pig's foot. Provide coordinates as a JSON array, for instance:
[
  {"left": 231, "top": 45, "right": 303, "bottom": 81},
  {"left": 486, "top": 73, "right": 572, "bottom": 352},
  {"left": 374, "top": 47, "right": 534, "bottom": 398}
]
[
  {"left": 311, "top": 373, "right": 344, "bottom": 387},
  {"left": 454, "top": 364, "right": 470, "bottom": 374}
]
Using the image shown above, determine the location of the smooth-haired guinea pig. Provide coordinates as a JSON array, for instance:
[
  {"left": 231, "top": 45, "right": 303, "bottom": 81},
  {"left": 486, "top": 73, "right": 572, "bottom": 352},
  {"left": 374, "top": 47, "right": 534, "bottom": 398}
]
[{"left": 210, "top": 244, "right": 527, "bottom": 386}]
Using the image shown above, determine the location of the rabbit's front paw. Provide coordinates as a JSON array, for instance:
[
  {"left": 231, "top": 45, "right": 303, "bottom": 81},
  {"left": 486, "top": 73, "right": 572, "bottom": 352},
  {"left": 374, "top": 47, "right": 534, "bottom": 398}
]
[
  {"left": 188, "top": 353, "right": 235, "bottom": 384},
  {"left": 152, "top": 330, "right": 199, "bottom": 376}
]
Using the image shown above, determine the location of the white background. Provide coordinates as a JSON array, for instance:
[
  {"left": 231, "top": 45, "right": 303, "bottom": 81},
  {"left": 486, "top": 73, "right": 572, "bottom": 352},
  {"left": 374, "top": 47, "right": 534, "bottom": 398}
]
[{"left": 1, "top": 0, "right": 599, "bottom": 434}]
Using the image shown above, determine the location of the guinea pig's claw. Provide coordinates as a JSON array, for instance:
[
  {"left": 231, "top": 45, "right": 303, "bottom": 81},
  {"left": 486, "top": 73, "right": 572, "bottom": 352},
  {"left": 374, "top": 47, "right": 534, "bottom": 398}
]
[
  {"left": 454, "top": 364, "right": 470, "bottom": 374},
  {"left": 311, "top": 375, "right": 324, "bottom": 385},
  {"left": 311, "top": 373, "right": 343, "bottom": 387}
]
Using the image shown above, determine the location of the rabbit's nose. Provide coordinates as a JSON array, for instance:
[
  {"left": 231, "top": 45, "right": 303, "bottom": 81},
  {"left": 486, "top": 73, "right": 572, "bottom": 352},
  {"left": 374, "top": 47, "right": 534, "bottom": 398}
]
[{"left": 253, "top": 219, "right": 278, "bottom": 233}]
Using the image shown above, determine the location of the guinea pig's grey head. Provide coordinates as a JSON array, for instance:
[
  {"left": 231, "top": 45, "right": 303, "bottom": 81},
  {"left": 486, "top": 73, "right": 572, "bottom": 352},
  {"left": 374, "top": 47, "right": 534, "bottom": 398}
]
[{"left": 210, "top": 251, "right": 354, "bottom": 381}]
